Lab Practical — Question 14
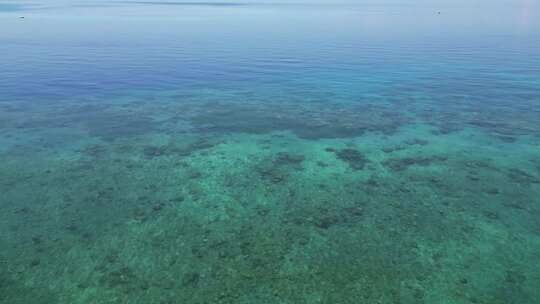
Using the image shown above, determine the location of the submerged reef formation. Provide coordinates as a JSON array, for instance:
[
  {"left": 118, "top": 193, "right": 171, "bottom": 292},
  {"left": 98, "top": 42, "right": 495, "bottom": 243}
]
[
  {"left": 190, "top": 102, "right": 409, "bottom": 139},
  {"left": 141, "top": 138, "right": 221, "bottom": 159},
  {"left": 327, "top": 148, "right": 370, "bottom": 170},
  {"left": 256, "top": 152, "right": 306, "bottom": 184},
  {"left": 1, "top": 89, "right": 540, "bottom": 304},
  {"left": 383, "top": 155, "right": 448, "bottom": 172}
]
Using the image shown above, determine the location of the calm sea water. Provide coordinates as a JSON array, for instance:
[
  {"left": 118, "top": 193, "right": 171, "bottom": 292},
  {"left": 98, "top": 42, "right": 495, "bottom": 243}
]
[{"left": 1, "top": 1, "right": 540, "bottom": 303}]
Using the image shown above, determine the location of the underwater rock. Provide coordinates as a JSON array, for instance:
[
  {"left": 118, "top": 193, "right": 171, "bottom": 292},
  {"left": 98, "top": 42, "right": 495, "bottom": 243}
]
[
  {"left": 104, "top": 252, "right": 119, "bottom": 265},
  {"left": 485, "top": 188, "right": 500, "bottom": 195},
  {"left": 152, "top": 202, "right": 166, "bottom": 212},
  {"left": 382, "top": 146, "right": 405, "bottom": 153},
  {"left": 64, "top": 222, "right": 79, "bottom": 232},
  {"left": 188, "top": 138, "right": 219, "bottom": 152},
  {"left": 143, "top": 145, "right": 167, "bottom": 158},
  {"left": 133, "top": 209, "right": 147, "bottom": 222},
  {"left": 464, "top": 160, "right": 494, "bottom": 170},
  {"left": 332, "top": 148, "right": 369, "bottom": 170},
  {"left": 275, "top": 152, "right": 305, "bottom": 166},
  {"left": 31, "top": 235, "right": 42, "bottom": 245},
  {"left": 467, "top": 175, "right": 480, "bottom": 181},
  {"left": 191, "top": 247, "right": 205, "bottom": 259},
  {"left": 404, "top": 138, "right": 429, "bottom": 146},
  {"left": 256, "top": 153, "right": 306, "bottom": 184},
  {"left": 143, "top": 139, "right": 219, "bottom": 159},
  {"left": 315, "top": 214, "right": 341, "bottom": 229},
  {"left": 182, "top": 272, "right": 200, "bottom": 287},
  {"left": 343, "top": 206, "right": 364, "bottom": 217},
  {"left": 289, "top": 204, "right": 365, "bottom": 230},
  {"left": 172, "top": 195, "right": 185, "bottom": 203},
  {"left": 365, "top": 177, "right": 379, "bottom": 187},
  {"left": 256, "top": 206, "right": 270, "bottom": 217},
  {"left": 29, "top": 259, "right": 40, "bottom": 267},
  {"left": 383, "top": 156, "right": 447, "bottom": 171},
  {"left": 14, "top": 207, "right": 30, "bottom": 214},
  {"left": 468, "top": 120, "right": 508, "bottom": 130},
  {"left": 188, "top": 170, "right": 202, "bottom": 179},
  {"left": 100, "top": 267, "right": 143, "bottom": 289},
  {"left": 316, "top": 161, "right": 329, "bottom": 167},
  {"left": 81, "top": 232, "right": 93, "bottom": 240},
  {"left": 496, "top": 135, "right": 517, "bottom": 143},
  {"left": 190, "top": 102, "right": 406, "bottom": 140},
  {"left": 0, "top": 262, "right": 11, "bottom": 296},
  {"left": 259, "top": 167, "right": 287, "bottom": 184},
  {"left": 505, "top": 270, "right": 526, "bottom": 284},
  {"left": 484, "top": 211, "right": 499, "bottom": 220},
  {"left": 503, "top": 201, "right": 527, "bottom": 210},
  {"left": 507, "top": 168, "right": 539, "bottom": 185},
  {"left": 79, "top": 144, "right": 107, "bottom": 158},
  {"left": 274, "top": 152, "right": 305, "bottom": 170},
  {"left": 432, "top": 124, "right": 462, "bottom": 135},
  {"left": 86, "top": 113, "right": 159, "bottom": 141}
]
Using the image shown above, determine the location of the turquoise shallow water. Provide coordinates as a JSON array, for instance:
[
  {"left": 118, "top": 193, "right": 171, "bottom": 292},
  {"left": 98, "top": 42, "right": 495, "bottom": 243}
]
[{"left": 1, "top": 1, "right": 540, "bottom": 303}]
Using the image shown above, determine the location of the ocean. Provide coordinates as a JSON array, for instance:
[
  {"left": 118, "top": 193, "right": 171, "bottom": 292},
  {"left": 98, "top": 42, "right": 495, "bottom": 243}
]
[{"left": 1, "top": 1, "right": 539, "bottom": 303}]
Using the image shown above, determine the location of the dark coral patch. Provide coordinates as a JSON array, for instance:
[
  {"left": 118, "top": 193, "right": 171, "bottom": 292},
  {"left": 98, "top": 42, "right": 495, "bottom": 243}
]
[
  {"left": 256, "top": 153, "right": 305, "bottom": 184},
  {"left": 274, "top": 152, "right": 305, "bottom": 169},
  {"left": 507, "top": 168, "right": 540, "bottom": 185},
  {"left": 99, "top": 266, "right": 149, "bottom": 291},
  {"left": 78, "top": 144, "right": 108, "bottom": 158},
  {"left": 431, "top": 124, "right": 463, "bottom": 135},
  {"left": 143, "top": 145, "right": 168, "bottom": 158},
  {"left": 331, "top": 148, "right": 369, "bottom": 170},
  {"left": 382, "top": 139, "right": 427, "bottom": 154},
  {"left": 190, "top": 103, "right": 407, "bottom": 140},
  {"left": 383, "top": 156, "right": 447, "bottom": 171},
  {"left": 142, "top": 138, "right": 220, "bottom": 159},
  {"left": 382, "top": 146, "right": 405, "bottom": 153},
  {"left": 88, "top": 116, "right": 158, "bottom": 141},
  {"left": 317, "top": 161, "right": 329, "bottom": 168},
  {"left": 405, "top": 138, "right": 429, "bottom": 146},
  {"left": 284, "top": 205, "right": 365, "bottom": 230},
  {"left": 181, "top": 272, "right": 200, "bottom": 287},
  {"left": 495, "top": 135, "right": 517, "bottom": 143}
]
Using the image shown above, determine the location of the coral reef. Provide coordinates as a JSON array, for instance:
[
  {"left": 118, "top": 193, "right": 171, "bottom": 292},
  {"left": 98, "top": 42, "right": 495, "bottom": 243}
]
[
  {"left": 1, "top": 33, "right": 539, "bottom": 304},
  {"left": 2, "top": 99, "right": 539, "bottom": 303},
  {"left": 383, "top": 156, "right": 448, "bottom": 172},
  {"left": 331, "top": 148, "right": 370, "bottom": 170}
]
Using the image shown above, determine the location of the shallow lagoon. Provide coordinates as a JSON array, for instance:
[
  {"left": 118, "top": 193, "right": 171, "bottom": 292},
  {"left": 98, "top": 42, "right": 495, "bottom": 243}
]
[{"left": 1, "top": 1, "right": 540, "bottom": 303}]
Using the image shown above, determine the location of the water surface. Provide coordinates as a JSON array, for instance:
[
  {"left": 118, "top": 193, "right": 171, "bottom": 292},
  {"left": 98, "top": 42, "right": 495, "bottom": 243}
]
[{"left": 1, "top": 1, "right": 540, "bottom": 303}]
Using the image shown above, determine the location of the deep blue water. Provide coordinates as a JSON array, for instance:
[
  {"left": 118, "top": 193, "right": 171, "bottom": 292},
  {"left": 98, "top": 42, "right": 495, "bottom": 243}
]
[{"left": 2, "top": 1, "right": 539, "bottom": 100}]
